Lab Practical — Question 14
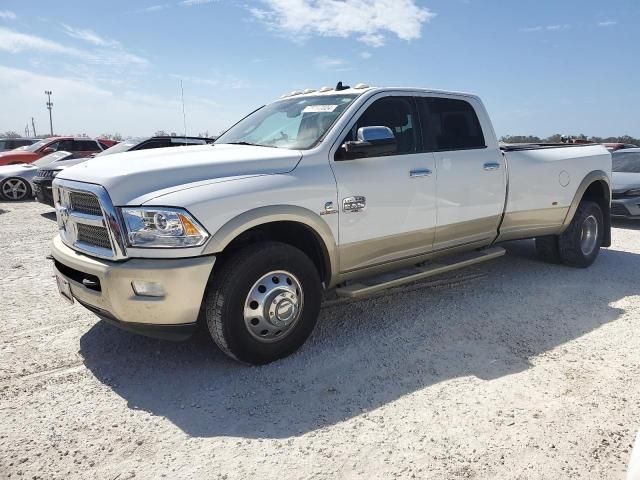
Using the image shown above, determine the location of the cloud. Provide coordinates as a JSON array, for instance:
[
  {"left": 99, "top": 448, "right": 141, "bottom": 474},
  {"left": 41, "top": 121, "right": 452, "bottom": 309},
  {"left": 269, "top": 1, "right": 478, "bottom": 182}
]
[
  {"left": 170, "top": 73, "right": 250, "bottom": 89},
  {"left": 314, "top": 55, "right": 351, "bottom": 71},
  {"left": 0, "top": 27, "right": 148, "bottom": 66},
  {"left": 250, "top": 0, "right": 435, "bottom": 47},
  {"left": 598, "top": 20, "right": 617, "bottom": 27},
  {"left": 139, "top": 4, "right": 169, "bottom": 12},
  {"left": 179, "top": 0, "right": 216, "bottom": 5},
  {"left": 520, "top": 24, "right": 570, "bottom": 33},
  {"left": 0, "top": 10, "right": 16, "bottom": 20},
  {"left": 61, "top": 24, "right": 120, "bottom": 47}
]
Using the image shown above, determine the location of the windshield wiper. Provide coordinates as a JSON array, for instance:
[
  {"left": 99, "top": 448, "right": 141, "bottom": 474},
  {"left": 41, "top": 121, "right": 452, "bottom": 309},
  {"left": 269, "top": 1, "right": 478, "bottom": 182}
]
[{"left": 224, "top": 141, "right": 277, "bottom": 148}]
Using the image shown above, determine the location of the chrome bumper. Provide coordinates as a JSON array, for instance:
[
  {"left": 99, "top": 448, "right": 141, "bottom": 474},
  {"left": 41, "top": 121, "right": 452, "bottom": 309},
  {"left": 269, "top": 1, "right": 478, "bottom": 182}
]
[{"left": 51, "top": 236, "right": 215, "bottom": 332}]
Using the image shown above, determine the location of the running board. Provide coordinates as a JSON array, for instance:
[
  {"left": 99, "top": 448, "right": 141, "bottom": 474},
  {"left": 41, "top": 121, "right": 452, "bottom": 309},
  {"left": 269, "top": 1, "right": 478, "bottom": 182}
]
[{"left": 335, "top": 246, "right": 506, "bottom": 299}]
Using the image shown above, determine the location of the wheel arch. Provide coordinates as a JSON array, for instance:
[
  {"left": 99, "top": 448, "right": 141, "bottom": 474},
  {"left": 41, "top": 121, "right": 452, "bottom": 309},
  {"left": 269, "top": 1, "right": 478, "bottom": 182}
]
[
  {"left": 202, "top": 205, "right": 338, "bottom": 287},
  {"left": 560, "top": 170, "right": 611, "bottom": 247}
]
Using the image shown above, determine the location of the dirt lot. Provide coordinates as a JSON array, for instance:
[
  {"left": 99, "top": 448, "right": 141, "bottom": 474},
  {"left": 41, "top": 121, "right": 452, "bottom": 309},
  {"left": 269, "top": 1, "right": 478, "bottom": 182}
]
[{"left": 1, "top": 200, "right": 639, "bottom": 480}]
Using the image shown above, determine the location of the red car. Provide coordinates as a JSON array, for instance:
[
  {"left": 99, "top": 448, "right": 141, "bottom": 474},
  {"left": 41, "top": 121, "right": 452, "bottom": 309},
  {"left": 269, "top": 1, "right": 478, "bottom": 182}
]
[{"left": 0, "top": 137, "right": 116, "bottom": 166}]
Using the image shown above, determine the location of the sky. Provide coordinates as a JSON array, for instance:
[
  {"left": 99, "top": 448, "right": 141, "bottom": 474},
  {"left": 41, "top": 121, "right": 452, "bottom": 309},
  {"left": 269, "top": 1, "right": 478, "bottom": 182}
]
[{"left": 0, "top": 0, "right": 638, "bottom": 139}]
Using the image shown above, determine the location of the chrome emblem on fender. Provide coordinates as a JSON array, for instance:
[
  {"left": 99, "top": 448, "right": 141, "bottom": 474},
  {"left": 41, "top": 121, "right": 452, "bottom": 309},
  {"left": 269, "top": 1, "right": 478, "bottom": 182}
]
[{"left": 320, "top": 201, "right": 338, "bottom": 216}]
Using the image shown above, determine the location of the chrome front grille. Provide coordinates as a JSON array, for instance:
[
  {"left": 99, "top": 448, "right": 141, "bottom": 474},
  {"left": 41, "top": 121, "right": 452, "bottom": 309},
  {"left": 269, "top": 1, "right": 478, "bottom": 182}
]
[
  {"left": 76, "top": 224, "right": 112, "bottom": 250},
  {"left": 36, "top": 169, "right": 56, "bottom": 179},
  {"left": 70, "top": 191, "right": 102, "bottom": 216},
  {"left": 53, "top": 179, "right": 127, "bottom": 260}
]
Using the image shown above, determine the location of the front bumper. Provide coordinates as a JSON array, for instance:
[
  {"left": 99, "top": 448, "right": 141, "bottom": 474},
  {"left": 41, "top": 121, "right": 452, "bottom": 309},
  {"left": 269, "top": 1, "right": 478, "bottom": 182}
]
[
  {"left": 51, "top": 236, "right": 216, "bottom": 340},
  {"left": 611, "top": 197, "right": 640, "bottom": 219},
  {"left": 33, "top": 178, "right": 54, "bottom": 207}
]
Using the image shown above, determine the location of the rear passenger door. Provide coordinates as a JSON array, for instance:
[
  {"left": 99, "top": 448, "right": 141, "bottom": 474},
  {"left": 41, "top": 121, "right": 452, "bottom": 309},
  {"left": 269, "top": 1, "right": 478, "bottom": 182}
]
[{"left": 417, "top": 95, "right": 506, "bottom": 249}]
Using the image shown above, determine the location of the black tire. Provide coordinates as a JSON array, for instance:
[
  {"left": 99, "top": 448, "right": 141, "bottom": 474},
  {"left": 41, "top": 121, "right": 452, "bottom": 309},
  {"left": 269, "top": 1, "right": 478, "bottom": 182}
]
[
  {"left": 0, "top": 177, "right": 32, "bottom": 201},
  {"left": 204, "top": 242, "right": 322, "bottom": 365},
  {"left": 535, "top": 235, "right": 561, "bottom": 263},
  {"left": 557, "top": 200, "right": 604, "bottom": 268}
]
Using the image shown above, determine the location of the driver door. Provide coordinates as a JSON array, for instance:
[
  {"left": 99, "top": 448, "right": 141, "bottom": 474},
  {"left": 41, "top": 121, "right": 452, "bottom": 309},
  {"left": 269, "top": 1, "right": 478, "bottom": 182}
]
[{"left": 330, "top": 94, "right": 437, "bottom": 272}]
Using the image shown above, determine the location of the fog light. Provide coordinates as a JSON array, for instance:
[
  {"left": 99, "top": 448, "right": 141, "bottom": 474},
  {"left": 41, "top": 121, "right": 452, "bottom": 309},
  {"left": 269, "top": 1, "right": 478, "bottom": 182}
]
[{"left": 131, "top": 280, "right": 165, "bottom": 297}]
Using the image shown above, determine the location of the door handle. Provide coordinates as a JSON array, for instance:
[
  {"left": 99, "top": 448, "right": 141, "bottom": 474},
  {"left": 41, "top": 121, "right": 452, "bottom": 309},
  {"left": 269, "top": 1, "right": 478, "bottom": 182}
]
[
  {"left": 409, "top": 169, "right": 432, "bottom": 178},
  {"left": 483, "top": 162, "right": 501, "bottom": 171}
]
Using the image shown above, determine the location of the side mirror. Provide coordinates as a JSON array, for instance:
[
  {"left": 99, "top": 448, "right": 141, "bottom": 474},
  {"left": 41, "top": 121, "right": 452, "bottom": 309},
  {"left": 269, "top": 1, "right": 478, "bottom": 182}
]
[
  {"left": 339, "top": 126, "right": 397, "bottom": 160},
  {"left": 41, "top": 147, "right": 55, "bottom": 155}
]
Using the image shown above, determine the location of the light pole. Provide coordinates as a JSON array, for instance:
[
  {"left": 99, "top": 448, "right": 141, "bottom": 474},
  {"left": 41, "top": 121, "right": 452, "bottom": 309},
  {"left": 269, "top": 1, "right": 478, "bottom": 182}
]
[{"left": 44, "top": 90, "right": 53, "bottom": 136}]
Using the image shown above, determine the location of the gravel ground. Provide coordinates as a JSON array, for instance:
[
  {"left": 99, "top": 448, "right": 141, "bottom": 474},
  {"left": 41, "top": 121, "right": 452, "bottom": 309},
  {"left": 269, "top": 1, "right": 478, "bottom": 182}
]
[{"left": 1, "top": 200, "right": 639, "bottom": 480}]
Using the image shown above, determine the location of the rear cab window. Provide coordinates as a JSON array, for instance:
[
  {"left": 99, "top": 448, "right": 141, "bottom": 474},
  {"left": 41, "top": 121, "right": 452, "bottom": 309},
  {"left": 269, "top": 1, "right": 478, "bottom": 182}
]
[{"left": 417, "top": 97, "right": 486, "bottom": 152}]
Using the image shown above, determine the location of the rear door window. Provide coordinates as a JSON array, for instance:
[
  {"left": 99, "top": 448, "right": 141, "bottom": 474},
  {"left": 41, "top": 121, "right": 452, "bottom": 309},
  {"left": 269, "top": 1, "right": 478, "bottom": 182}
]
[
  {"left": 418, "top": 97, "right": 486, "bottom": 151},
  {"left": 613, "top": 152, "right": 640, "bottom": 173}
]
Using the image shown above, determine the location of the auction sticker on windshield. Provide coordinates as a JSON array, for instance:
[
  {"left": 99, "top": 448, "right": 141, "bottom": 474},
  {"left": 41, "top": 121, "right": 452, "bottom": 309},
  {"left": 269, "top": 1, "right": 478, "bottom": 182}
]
[
  {"left": 302, "top": 105, "right": 338, "bottom": 113},
  {"left": 55, "top": 270, "right": 74, "bottom": 304}
]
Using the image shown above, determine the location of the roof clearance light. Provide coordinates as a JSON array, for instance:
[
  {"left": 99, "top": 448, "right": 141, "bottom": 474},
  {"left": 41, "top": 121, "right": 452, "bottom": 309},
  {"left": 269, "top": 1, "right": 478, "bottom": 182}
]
[
  {"left": 318, "top": 86, "right": 332, "bottom": 92},
  {"left": 354, "top": 83, "right": 370, "bottom": 89},
  {"left": 290, "top": 90, "right": 302, "bottom": 96},
  {"left": 303, "top": 88, "right": 317, "bottom": 94}
]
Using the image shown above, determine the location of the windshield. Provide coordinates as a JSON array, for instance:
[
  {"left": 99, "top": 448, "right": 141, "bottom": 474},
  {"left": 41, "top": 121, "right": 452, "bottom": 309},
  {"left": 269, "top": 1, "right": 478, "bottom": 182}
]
[
  {"left": 23, "top": 139, "right": 52, "bottom": 152},
  {"left": 33, "top": 151, "right": 72, "bottom": 167},
  {"left": 95, "top": 137, "right": 145, "bottom": 156},
  {"left": 216, "top": 94, "right": 359, "bottom": 149},
  {"left": 613, "top": 152, "right": 640, "bottom": 173}
]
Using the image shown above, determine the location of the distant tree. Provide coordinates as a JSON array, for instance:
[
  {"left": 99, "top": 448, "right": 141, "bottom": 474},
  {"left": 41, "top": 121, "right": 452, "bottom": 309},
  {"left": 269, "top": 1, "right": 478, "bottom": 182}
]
[
  {"left": 154, "top": 130, "right": 168, "bottom": 136},
  {"left": 500, "top": 135, "right": 542, "bottom": 143},
  {"left": 99, "top": 132, "right": 124, "bottom": 141},
  {"left": 1, "top": 131, "right": 21, "bottom": 138}
]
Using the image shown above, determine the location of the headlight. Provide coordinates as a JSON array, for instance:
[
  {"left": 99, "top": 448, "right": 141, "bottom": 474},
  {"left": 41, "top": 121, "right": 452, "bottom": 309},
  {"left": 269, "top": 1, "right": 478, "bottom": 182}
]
[
  {"left": 625, "top": 189, "right": 640, "bottom": 197},
  {"left": 120, "top": 207, "right": 209, "bottom": 248}
]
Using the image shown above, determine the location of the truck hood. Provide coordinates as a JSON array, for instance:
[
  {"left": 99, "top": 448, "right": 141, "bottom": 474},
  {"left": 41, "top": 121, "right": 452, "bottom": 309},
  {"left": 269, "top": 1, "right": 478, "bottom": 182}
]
[
  {"left": 0, "top": 150, "right": 37, "bottom": 160},
  {"left": 612, "top": 172, "right": 640, "bottom": 192},
  {"left": 58, "top": 144, "right": 302, "bottom": 205}
]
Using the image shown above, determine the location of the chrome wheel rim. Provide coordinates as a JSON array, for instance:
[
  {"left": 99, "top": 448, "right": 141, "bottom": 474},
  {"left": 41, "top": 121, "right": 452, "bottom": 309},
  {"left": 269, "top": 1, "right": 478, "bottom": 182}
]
[
  {"left": 243, "top": 270, "right": 304, "bottom": 343},
  {"left": 2, "top": 178, "right": 28, "bottom": 201},
  {"left": 580, "top": 214, "right": 598, "bottom": 256}
]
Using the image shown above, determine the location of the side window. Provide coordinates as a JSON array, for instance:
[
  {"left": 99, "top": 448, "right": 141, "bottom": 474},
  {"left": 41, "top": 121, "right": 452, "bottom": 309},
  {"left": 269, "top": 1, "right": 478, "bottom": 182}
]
[
  {"left": 344, "top": 96, "right": 419, "bottom": 156},
  {"left": 74, "top": 140, "right": 101, "bottom": 151},
  {"left": 136, "top": 140, "right": 173, "bottom": 150},
  {"left": 420, "top": 97, "right": 485, "bottom": 151},
  {"left": 48, "top": 141, "right": 65, "bottom": 151}
]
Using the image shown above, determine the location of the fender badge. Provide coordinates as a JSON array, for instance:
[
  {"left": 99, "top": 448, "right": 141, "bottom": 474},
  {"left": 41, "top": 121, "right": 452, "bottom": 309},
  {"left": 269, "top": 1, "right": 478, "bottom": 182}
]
[{"left": 320, "top": 201, "right": 338, "bottom": 216}]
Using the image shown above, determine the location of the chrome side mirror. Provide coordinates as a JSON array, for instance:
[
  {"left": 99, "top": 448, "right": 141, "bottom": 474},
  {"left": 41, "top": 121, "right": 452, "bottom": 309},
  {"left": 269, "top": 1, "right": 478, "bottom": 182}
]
[{"left": 339, "top": 126, "right": 397, "bottom": 160}]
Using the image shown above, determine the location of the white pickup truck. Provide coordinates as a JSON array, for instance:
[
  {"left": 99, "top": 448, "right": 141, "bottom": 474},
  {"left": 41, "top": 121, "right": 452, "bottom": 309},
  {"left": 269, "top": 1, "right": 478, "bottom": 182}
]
[{"left": 51, "top": 84, "right": 612, "bottom": 364}]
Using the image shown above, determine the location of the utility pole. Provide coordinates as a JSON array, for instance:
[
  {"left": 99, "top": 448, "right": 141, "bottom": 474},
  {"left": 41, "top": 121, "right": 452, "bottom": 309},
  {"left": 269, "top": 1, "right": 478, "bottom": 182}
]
[
  {"left": 44, "top": 90, "right": 53, "bottom": 136},
  {"left": 31, "top": 117, "right": 36, "bottom": 137}
]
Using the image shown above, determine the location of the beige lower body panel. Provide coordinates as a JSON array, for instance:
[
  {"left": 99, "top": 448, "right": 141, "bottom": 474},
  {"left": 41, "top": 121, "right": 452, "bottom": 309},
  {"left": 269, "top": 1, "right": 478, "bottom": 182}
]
[
  {"left": 51, "top": 236, "right": 215, "bottom": 326},
  {"left": 496, "top": 207, "right": 568, "bottom": 242}
]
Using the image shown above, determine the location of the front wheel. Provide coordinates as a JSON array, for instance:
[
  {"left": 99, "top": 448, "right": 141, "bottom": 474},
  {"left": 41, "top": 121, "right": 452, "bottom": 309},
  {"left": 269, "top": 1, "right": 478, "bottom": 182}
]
[
  {"left": 204, "top": 242, "right": 322, "bottom": 365},
  {"left": 0, "top": 177, "right": 31, "bottom": 201}
]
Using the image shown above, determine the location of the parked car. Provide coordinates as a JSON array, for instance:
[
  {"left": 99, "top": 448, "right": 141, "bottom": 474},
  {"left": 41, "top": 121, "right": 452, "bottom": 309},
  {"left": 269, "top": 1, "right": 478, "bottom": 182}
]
[
  {"left": 0, "top": 151, "right": 81, "bottom": 201},
  {"left": 610, "top": 147, "right": 640, "bottom": 219},
  {"left": 604, "top": 143, "right": 638, "bottom": 152},
  {"left": 96, "top": 135, "right": 215, "bottom": 157},
  {"left": 33, "top": 153, "right": 88, "bottom": 205},
  {"left": 34, "top": 136, "right": 213, "bottom": 207},
  {"left": 50, "top": 85, "right": 611, "bottom": 365},
  {"left": 0, "top": 137, "right": 108, "bottom": 166},
  {"left": 0, "top": 138, "right": 39, "bottom": 152}
]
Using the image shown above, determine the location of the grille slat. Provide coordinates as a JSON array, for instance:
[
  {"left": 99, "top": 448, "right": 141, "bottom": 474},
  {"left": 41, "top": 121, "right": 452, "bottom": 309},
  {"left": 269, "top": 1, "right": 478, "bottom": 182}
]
[
  {"left": 76, "top": 224, "right": 112, "bottom": 250},
  {"left": 70, "top": 192, "right": 102, "bottom": 216}
]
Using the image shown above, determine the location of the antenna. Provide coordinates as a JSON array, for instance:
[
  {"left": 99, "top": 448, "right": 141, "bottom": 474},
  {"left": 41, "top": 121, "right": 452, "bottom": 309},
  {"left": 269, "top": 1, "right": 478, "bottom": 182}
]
[{"left": 180, "top": 80, "right": 187, "bottom": 144}]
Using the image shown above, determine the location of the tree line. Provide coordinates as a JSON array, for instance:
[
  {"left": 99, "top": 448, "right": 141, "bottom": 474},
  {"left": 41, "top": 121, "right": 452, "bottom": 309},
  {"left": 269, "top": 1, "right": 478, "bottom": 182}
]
[{"left": 500, "top": 134, "right": 640, "bottom": 145}]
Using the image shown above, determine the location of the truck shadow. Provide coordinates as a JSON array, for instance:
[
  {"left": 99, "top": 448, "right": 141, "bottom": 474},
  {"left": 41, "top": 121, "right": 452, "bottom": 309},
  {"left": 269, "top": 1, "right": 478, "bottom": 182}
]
[
  {"left": 79, "top": 240, "right": 638, "bottom": 439},
  {"left": 613, "top": 219, "right": 640, "bottom": 231}
]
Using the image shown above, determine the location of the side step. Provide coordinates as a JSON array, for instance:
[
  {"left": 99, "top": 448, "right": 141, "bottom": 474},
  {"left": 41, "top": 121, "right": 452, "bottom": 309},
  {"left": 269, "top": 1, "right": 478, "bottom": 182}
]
[{"left": 335, "top": 246, "right": 506, "bottom": 299}]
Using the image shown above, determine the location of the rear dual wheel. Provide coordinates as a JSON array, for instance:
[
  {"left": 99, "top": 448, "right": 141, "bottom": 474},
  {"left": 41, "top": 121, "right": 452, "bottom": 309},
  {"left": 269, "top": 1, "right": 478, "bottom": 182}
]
[
  {"left": 204, "top": 242, "right": 322, "bottom": 365},
  {"left": 535, "top": 200, "right": 603, "bottom": 268}
]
